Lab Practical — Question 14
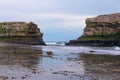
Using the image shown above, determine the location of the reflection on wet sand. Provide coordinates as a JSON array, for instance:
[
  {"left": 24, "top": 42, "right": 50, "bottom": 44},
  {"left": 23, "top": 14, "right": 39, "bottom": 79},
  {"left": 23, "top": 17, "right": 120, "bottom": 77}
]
[
  {"left": 0, "top": 43, "right": 42, "bottom": 80},
  {"left": 0, "top": 44, "right": 120, "bottom": 80},
  {"left": 80, "top": 54, "right": 120, "bottom": 80},
  {"left": 0, "top": 44, "right": 42, "bottom": 68}
]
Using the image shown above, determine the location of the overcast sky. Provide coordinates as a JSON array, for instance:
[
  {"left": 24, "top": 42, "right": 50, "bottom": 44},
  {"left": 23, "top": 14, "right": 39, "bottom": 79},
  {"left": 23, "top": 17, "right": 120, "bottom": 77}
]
[{"left": 0, "top": 0, "right": 120, "bottom": 42}]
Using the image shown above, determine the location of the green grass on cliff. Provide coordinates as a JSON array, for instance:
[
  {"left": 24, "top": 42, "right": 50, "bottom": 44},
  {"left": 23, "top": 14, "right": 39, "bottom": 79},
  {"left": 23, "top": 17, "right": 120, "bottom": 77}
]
[
  {"left": 0, "top": 37, "right": 37, "bottom": 42},
  {"left": 79, "top": 33, "right": 120, "bottom": 40},
  {"left": 79, "top": 36, "right": 104, "bottom": 40}
]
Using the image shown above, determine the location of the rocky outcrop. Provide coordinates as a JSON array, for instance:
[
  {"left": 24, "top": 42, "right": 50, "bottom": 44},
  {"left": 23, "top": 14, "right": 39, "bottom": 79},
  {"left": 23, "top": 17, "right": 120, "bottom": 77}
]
[
  {"left": 67, "top": 13, "right": 120, "bottom": 46},
  {"left": 0, "top": 22, "right": 45, "bottom": 45},
  {"left": 82, "top": 13, "right": 120, "bottom": 37}
]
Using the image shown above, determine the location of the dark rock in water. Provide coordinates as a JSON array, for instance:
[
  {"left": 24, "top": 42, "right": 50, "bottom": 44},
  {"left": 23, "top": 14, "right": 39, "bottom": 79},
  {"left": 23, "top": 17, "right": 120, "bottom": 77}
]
[
  {"left": 46, "top": 51, "right": 53, "bottom": 56},
  {"left": 67, "top": 13, "right": 120, "bottom": 46},
  {"left": 0, "top": 22, "right": 45, "bottom": 45},
  {"left": 89, "top": 50, "right": 95, "bottom": 53}
]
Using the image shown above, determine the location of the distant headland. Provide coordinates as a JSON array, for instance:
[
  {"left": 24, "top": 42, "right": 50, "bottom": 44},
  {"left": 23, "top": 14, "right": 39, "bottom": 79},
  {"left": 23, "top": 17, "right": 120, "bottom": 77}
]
[
  {"left": 67, "top": 13, "right": 120, "bottom": 46},
  {"left": 0, "top": 22, "right": 45, "bottom": 45}
]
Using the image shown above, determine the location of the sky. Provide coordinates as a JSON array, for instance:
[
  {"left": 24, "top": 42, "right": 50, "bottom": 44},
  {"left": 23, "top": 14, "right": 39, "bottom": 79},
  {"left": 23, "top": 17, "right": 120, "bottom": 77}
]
[{"left": 0, "top": 0, "right": 120, "bottom": 42}]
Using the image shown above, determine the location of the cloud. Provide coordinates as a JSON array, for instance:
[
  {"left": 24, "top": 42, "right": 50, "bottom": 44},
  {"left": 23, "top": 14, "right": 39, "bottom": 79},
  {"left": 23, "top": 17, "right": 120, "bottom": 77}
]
[
  {"left": 0, "top": 11, "right": 96, "bottom": 29},
  {"left": 30, "top": 13, "right": 92, "bottom": 20},
  {"left": 59, "top": 20, "right": 84, "bottom": 28},
  {"left": 0, "top": 0, "right": 54, "bottom": 6},
  {"left": 27, "top": 13, "right": 95, "bottom": 28}
]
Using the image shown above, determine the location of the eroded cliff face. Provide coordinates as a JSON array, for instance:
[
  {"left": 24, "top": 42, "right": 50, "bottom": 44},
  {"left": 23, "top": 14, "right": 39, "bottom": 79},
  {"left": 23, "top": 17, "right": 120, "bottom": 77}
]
[
  {"left": 68, "top": 13, "right": 120, "bottom": 46},
  {"left": 82, "top": 13, "right": 120, "bottom": 37},
  {"left": 0, "top": 22, "right": 45, "bottom": 45}
]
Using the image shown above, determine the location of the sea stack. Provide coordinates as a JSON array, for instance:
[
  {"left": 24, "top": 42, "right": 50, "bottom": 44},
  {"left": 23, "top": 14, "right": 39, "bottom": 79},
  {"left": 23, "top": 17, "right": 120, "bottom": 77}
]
[
  {"left": 68, "top": 13, "right": 120, "bottom": 46},
  {"left": 0, "top": 22, "right": 45, "bottom": 45}
]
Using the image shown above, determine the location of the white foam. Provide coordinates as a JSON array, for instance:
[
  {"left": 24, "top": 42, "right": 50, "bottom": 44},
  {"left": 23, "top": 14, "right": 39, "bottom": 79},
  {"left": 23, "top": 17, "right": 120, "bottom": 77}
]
[
  {"left": 114, "top": 47, "right": 120, "bottom": 50},
  {"left": 32, "top": 45, "right": 120, "bottom": 55}
]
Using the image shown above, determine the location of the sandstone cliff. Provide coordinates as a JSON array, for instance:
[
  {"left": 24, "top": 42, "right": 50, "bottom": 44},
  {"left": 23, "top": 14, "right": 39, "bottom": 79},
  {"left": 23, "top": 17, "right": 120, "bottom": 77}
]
[
  {"left": 68, "top": 13, "right": 120, "bottom": 46},
  {"left": 0, "top": 22, "right": 45, "bottom": 45},
  {"left": 82, "top": 13, "right": 120, "bottom": 37}
]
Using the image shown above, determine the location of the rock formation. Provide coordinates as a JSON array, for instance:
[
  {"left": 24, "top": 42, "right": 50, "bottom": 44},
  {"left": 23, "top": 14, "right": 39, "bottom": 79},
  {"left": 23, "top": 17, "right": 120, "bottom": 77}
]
[
  {"left": 0, "top": 22, "right": 45, "bottom": 45},
  {"left": 67, "top": 13, "right": 120, "bottom": 46}
]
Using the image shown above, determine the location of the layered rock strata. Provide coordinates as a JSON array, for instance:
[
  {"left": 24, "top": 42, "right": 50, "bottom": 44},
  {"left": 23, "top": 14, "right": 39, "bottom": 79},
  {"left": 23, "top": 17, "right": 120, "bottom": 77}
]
[
  {"left": 0, "top": 22, "right": 45, "bottom": 45},
  {"left": 68, "top": 13, "right": 120, "bottom": 46}
]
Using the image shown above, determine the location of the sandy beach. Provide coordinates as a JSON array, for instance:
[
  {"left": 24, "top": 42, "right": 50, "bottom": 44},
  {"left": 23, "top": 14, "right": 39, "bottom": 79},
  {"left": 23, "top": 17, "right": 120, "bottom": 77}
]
[{"left": 0, "top": 43, "right": 119, "bottom": 80}]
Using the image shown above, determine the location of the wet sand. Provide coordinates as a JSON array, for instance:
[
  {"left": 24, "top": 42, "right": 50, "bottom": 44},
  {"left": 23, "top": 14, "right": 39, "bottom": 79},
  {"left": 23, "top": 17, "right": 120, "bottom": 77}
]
[{"left": 0, "top": 43, "right": 120, "bottom": 80}]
